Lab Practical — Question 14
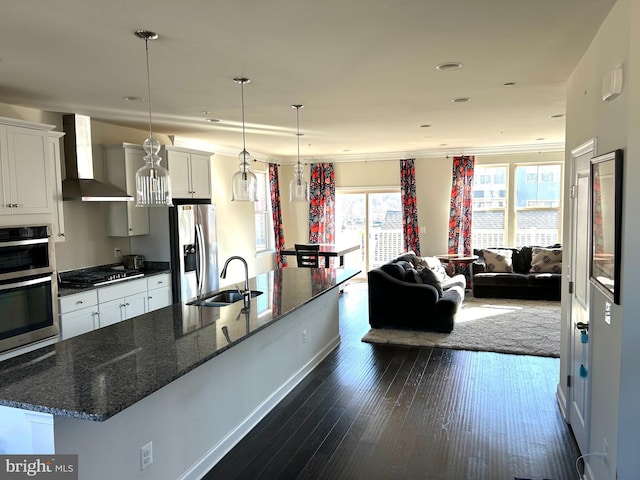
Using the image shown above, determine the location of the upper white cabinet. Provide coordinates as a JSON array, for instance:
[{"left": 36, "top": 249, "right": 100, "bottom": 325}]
[
  {"left": 49, "top": 132, "right": 65, "bottom": 241},
  {"left": 0, "top": 117, "right": 55, "bottom": 216},
  {"left": 103, "top": 143, "right": 150, "bottom": 237},
  {"left": 165, "top": 146, "right": 213, "bottom": 200}
]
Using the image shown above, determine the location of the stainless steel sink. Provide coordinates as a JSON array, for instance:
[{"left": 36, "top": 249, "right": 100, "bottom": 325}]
[{"left": 187, "top": 289, "right": 263, "bottom": 307}]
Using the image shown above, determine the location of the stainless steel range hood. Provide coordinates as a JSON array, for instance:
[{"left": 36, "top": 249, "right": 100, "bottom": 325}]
[{"left": 62, "top": 114, "right": 133, "bottom": 201}]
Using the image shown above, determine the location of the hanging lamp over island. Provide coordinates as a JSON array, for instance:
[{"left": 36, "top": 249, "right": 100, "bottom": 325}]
[
  {"left": 134, "top": 30, "right": 172, "bottom": 207},
  {"left": 289, "top": 104, "right": 309, "bottom": 202},
  {"left": 231, "top": 77, "right": 258, "bottom": 202}
]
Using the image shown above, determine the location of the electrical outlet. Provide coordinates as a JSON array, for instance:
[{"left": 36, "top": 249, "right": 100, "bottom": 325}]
[
  {"left": 140, "top": 441, "right": 153, "bottom": 470},
  {"left": 114, "top": 248, "right": 121, "bottom": 259},
  {"left": 603, "top": 438, "right": 608, "bottom": 463},
  {"left": 302, "top": 330, "right": 307, "bottom": 344}
]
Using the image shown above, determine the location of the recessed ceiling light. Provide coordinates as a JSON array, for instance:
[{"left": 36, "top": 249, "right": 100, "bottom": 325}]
[
  {"left": 205, "top": 118, "right": 220, "bottom": 123},
  {"left": 550, "top": 113, "right": 565, "bottom": 118},
  {"left": 439, "top": 143, "right": 448, "bottom": 147},
  {"left": 451, "top": 97, "right": 471, "bottom": 103},
  {"left": 436, "top": 62, "right": 463, "bottom": 71},
  {"left": 420, "top": 124, "right": 431, "bottom": 128},
  {"left": 503, "top": 82, "right": 516, "bottom": 87},
  {"left": 342, "top": 149, "right": 351, "bottom": 152},
  {"left": 124, "top": 96, "right": 145, "bottom": 102},
  {"left": 536, "top": 137, "right": 545, "bottom": 141}
]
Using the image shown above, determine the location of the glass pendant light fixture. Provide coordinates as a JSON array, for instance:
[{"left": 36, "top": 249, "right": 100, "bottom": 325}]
[
  {"left": 289, "top": 104, "right": 309, "bottom": 202},
  {"left": 231, "top": 77, "right": 257, "bottom": 202},
  {"left": 134, "top": 30, "right": 172, "bottom": 207}
]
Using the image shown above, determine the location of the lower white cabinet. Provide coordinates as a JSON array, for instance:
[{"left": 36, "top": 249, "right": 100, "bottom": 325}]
[
  {"left": 98, "top": 292, "right": 147, "bottom": 327},
  {"left": 59, "top": 274, "right": 173, "bottom": 339},
  {"left": 59, "top": 290, "right": 99, "bottom": 340},
  {"left": 97, "top": 278, "right": 147, "bottom": 327},
  {"left": 147, "top": 273, "right": 172, "bottom": 312}
]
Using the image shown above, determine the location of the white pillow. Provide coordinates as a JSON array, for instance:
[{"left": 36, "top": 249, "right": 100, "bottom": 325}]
[
  {"left": 530, "top": 247, "right": 562, "bottom": 273},
  {"left": 482, "top": 248, "right": 514, "bottom": 273}
]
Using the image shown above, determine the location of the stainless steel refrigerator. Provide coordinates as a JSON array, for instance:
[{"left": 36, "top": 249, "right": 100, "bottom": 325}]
[{"left": 169, "top": 203, "right": 219, "bottom": 303}]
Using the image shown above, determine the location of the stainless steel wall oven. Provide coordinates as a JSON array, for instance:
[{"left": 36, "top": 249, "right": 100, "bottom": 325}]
[{"left": 0, "top": 225, "right": 59, "bottom": 354}]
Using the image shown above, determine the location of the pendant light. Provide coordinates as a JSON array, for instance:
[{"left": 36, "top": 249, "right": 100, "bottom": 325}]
[
  {"left": 289, "top": 104, "right": 309, "bottom": 202},
  {"left": 231, "top": 77, "right": 257, "bottom": 202},
  {"left": 134, "top": 30, "right": 172, "bottom": 207}
]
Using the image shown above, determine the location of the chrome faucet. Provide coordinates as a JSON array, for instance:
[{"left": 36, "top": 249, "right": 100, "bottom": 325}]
[{"left": 220, "top": 256, "right": 250, "bottom": 305}]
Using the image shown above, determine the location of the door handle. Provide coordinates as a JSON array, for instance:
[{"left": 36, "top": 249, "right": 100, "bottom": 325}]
[{"left": 576, "top": 321, "right": 589, "bottom": 331}]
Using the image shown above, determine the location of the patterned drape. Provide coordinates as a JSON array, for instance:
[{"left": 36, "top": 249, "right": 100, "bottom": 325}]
[
  {"left": 268, "top": 163, "right": 287, "bottom": 268},
  {"left": 309, "top": 162, "right": 335, "bottom": 244},
  {"left": 400, "top": 158, "right": 421, "bottom": 255},
  {"left": 448, "top": 156, "right": 475, "bottom": 256}
]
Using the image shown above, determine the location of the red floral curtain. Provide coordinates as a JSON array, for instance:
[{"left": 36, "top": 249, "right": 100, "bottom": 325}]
[
  {"left": 268, "top": 163, "right": 287, "bottom": 267},
  {"left": 309, "top": 163, "right": 335, "bottom": 244},
  {"left": 448, "top": 156, "right": 474, "bottom": 256},
  {"left": 400, "top": 158, "right": 421, "bottom": 255}
]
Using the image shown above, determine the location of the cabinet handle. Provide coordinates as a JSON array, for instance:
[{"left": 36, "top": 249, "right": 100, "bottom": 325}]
[
  {"left": 60, "top": 233, "right": 66, "bottom": 237},
  {"left": 13, "top": 204, "right": 21, "bottom": 208},
  {"left": 157, "top": 281, "right": 163, "bottom": 285},
  {"left": 148, "top": 296, "right": 153, "bottom": 300},
  {"left": 76, "top": 300, "right": 84, "bottom": 305},
  {"left": 125, "top": 302, "right": 130, "bottom": 306}
]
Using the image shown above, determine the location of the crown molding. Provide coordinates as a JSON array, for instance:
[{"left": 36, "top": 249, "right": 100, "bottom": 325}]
[{"left": 171, "top": 135, "right": 565, "bottom": 165}]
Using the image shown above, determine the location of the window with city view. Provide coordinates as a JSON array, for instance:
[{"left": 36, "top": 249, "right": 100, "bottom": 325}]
[{"left": 472, "top": 163, "right": 562, "bottom": 249}]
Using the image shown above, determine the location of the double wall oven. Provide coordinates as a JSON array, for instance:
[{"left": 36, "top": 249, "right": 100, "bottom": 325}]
[{"left": 0, "top": 225, "right": 59, "bottom": 354}]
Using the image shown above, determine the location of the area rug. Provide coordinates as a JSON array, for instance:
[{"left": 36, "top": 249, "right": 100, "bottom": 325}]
[{"left": 362, "top": 297, "right": 561, "bottom": 357}]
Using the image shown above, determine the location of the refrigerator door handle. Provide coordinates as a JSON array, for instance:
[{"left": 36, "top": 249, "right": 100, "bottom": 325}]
[{"left": 195, "top": 223, "right": 206, "bottom": 294}]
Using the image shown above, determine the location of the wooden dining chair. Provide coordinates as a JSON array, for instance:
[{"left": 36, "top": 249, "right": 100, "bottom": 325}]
[{"left": 294, "top": 244, "right": 321, "bottom": 268}]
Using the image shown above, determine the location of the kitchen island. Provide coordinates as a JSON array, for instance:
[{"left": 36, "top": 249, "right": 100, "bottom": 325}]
[{"left": 0, "top": 267, "right": 359, "bottom": 480}]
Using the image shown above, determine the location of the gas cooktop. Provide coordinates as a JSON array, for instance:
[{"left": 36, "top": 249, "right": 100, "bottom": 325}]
[{"left": 59, "top": 269, "right": 144, "bottom": 288}]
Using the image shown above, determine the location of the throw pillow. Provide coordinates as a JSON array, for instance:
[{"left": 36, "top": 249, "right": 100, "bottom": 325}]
[
  {"left": 403, "top": 267, "right": 422, "bottom": 284},
  {"left": 418, "top": 267, "right": 444, "bottom": 297},
  {"left": 530, "top": 247, "right": 562, "bottom": 273},
  {"left": 395, "top": 252, "right": 420, "bottom": 268},
  {"left": 417, "top": 256, "right": 449, "bottom": 282},
  {"left": 482, "top": 248, "right": 514, "bottom": 273}
]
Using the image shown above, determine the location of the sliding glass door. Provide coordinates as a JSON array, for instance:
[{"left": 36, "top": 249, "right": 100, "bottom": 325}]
[{"left": 336, "top": 190, "right": 402, "bottom": 278}]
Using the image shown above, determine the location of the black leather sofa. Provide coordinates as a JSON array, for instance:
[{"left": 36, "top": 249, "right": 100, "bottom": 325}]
[
  {"left": 367, "top": 253, "right": 466, "bottom": 333},
  {"left": 471, "top": 245, "right": 562, "bottom": 300}
]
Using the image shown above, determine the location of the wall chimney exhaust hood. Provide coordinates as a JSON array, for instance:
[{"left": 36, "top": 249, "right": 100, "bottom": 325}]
[{"left": 62, "top": 114, "right": 133, "bottom": 201}]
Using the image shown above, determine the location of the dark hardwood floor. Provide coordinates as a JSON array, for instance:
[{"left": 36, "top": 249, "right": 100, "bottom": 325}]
[{"left": 204, "top": 282, "right": 579, "bottom": 480}]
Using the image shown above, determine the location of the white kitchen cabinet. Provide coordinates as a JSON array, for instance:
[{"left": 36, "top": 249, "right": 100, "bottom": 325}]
[
  {"left": 59, "top": 290, "right": 99, "bottom": 340},
  {"left": 0, "top": 117, "right": 55, "bottom": 216},
  {"left": 97, "top": 278, "right": 148, "bottom": 327},
  {"left": 103, "top": 143, "right": 149, "bottom": 237},
  {"left": 49, "top": 132, "right": 65, "bottom": 242},
  {"left": 147, "top": 273, "right": 172, "bottom": 312},
  {"left": 165, "top": 146, "right": 213, "bottom": 200}
]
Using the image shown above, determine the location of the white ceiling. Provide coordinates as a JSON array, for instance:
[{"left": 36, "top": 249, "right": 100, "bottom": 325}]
[{"left": 0, "top": 0, "right": 615, "bottom": 160}]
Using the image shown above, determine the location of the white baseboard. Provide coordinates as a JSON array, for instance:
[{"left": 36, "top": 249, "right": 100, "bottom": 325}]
[
  {"left": 556, "top": 384, "right": 568, "bottom": 422},
  {"left": 179, "top": 335, "right": 341, "bottom": 480}
]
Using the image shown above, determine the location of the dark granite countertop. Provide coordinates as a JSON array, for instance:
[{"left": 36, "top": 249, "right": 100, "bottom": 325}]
[{"left": 0, "top": 268, "right": 359, "bottom": 421}]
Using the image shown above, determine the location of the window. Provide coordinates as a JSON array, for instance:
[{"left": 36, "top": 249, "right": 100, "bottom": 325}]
[
  {"left": 472, "top": 166, "right": 507, "bottom": 248},
  {"left": 472, "top": 163, "right": 562, "bottom": 249},
  {"left": 254, "top": 170, "right": 272, "bottom": 253}
]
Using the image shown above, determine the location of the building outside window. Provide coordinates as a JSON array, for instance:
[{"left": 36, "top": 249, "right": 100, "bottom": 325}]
[
  {"left": 254, "top": 170, "right": 272, "bottom": 253},
  {"left": 472, "top": 163, "right": 562, "bottom": 249}
]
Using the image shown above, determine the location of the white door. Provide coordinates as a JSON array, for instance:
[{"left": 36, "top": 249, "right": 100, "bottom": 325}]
[{"left": 568, "top": 140, "right": 595, "bottom": 454}]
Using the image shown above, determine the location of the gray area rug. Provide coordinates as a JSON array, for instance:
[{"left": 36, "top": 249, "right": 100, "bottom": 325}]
[{"left": 362, "top": 296, "right": 561, "bottom": 357}]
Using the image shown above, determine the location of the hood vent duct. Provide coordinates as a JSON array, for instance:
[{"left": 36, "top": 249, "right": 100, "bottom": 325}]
[{"left": 61, "top": 114, "right": 133, "bottom": 201}]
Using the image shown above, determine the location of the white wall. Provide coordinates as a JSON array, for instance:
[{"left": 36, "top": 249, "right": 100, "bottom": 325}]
[{"left": 562, "top": 0, "right": 640, "bottom": 478}]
